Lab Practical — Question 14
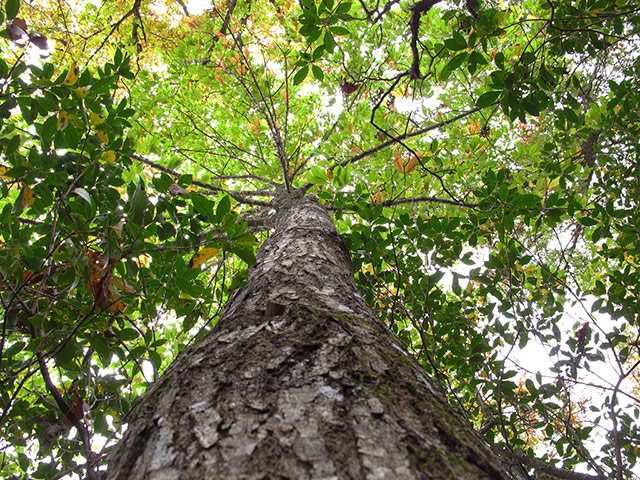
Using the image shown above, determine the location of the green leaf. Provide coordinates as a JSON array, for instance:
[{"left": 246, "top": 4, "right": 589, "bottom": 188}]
[
  {"left": 306, "top": 166, "right": 328, "bottom": 184},
  {"left": 5, "top": 0, "right": 19, "bottom": 19},
  {"left": 323, "top": 32, "right": 336, "bottom": 53},
  {"left": 441, "top": 53, "right": 468, "bottom": 81},
  {"left": 55, "top": 340, "right": 78, "bottom": 367},
  {"left": 231, "top": 245, "right": 256, "bottom": 266},
  {"left": 293, "top": 65, "right": 309, "bottom": 85},
  {"left": 444, "top": 31, "right": 467, "bottom": 51},
  {"left": 215, "top": 195, "right": 231, "bottom": 223},
  {"left": 5, "top": 134, "right": 20, "bottom": 155},
  {"left": 89, "top": 335, "right": 112, "bottom": 366},
  {"left": 446, "top": 52, "right": 468, "bottom": 72},
  {"left": 523, "top": 94, "right": 541, "bottom": 116},
  {"left": 5, "top": 341, "right": 25, "bottom": 358},
  {"left": 117, "top": 328, "right": 139, "bottom": 341},
  {"left": 334, "top": 1, "right": 351, "bottom": 15},
  {"left": 322, "top": 0, "right": 334, "bottom": 10},
  {"left": 191, "top": 193, "right": 215, "bottom": 223},
  {"left": 330, "top": 26, "right": 350, "bottom": 36},
  {"left": 40, "top": 115, "right": 57, "bottom": 148},
  {"left": 312, "top": 64, "right": 324, "bottom": 81},
  {"left": 114, "top": 48, "right": 123, "bottom": 66},
  {"left": 476, "top": 90, "right": 501, "bottom": 108},
  {"left": 127, "top": 181, "right": 148, "bottom": 224},
  {"left": 578, "top": 216, "right": 598, "bottom": 227},
  {"left": 299, "top": 25, "right": 319, "bottom": 37},
  {"left": 149, "top": 350, "right": 163, "bottom": 370},
  {"left": 72, "top": 187, "right": 93, "bottom": 206},
  {"left": 182, "top": 312, "right": 198, "bottom": 332}
]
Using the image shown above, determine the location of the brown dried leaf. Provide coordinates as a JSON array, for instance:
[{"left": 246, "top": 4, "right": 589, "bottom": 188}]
[
  {"left": 168, "top": 183, "right": 189, "bottom": 196},
  {"left": 7, "top": 18, "right": 28, "bottom": 45},
  {"left": 340, "top": 80, "right": 359, "bottom": 96},
  {"left": 29, "top": 32, "right": 48, "bottom": 50}
]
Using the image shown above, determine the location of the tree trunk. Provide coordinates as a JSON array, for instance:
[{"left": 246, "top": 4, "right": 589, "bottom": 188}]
[{"left": 106, "top": 192, "right": 513, "bottom": 479}]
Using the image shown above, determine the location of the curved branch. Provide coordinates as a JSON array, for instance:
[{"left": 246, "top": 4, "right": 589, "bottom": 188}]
[
  {"left": 499, "top": 448, "right": 607, "bottom": 480},
  {"left": 409, "top": 0, "right": 444, "bottom": 79},
  {"left": 343, "top": 103, "right": 494, "bottom": 169},
  {"left": 132, "top": 154, "right": 274, "bottom": 207},
  {"left": 90, "top": 0, "right": 143, "bottom": 61},
  {"left": 299, "top": 102, "right": 496, "bottom": 195},
  {"left": 35, "top": 341, "right": 97, "bottom": 479},
  {"left": 374, "top": 195, "right": 476, "bottom": 208},
  {"left": 324, "top": 195, "right": 476, "bottom": 211}
]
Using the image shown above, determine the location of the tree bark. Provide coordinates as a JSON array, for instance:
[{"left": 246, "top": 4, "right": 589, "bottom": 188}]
[{"left": 106, "top": 191, "right": 514, "bottom": 479}]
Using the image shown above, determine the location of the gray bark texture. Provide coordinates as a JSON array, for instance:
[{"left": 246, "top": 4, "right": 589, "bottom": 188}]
[{"left": 106, "top": 191, "right": 514, "bottom": 479}]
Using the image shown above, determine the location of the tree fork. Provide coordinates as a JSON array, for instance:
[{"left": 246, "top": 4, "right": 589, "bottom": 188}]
[{"left": 107, "top": 192, "right": 513, "bottom": 479}]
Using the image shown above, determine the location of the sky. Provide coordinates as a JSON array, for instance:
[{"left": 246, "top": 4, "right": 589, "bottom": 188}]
[{"left": 187, "top": 0, "right": 213, "bottom": 14}]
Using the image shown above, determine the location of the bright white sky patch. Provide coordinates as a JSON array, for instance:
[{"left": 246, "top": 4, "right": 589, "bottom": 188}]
[{"left": 188, "top": 0, "right": 213, "bottom": 14}]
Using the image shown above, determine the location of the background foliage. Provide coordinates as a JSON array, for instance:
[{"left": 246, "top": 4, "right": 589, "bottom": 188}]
[{"left": 1, "top": 0, "right": 639, "bottom": 478}]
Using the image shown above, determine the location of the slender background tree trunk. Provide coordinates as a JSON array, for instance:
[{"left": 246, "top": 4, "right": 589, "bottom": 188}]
[{"left": 107, "top": 192, "right": 513, "bottom": 479}]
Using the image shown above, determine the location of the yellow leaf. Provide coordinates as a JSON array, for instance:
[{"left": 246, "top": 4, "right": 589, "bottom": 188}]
[
  {"left": 372, "top": 191, "right": 383, "bottom": 203},
  {"left": 21, "top": 185, "right": 35, "bottom": 209},
  {"left": 90, "top": 112, "right": 105, "bottom": 125},
  {"left": 189, "top": 248, "right": 221, "bottom": 268},
  {"left": 57, "top": 110, "right": 71, "bottom": 130},
  {"left": 468, "top": 119, "right": 481, "bottom": 135},
  {"left": 96, "top": 130, "right": 108, "bottom": 143},
  {"left": 73, "top": 86, "right": 91, "bottom": 97},
  {"left": 0, "top": 166, "right": 11, "bottom": 180},
  {"left": 101, "top": 151, "right": 116, "bottom": 163},
  {"left": 542, "top": 176, "right": 560, "bottom": 194},
  {"left": 63, "top": 61, "right": 79, "bottom": 86},
  {"left": 327, "top": 169, "right": 333, "bottom": 180},
  {"left": 361, "top": 263, "right": 374, "bottom": 274},
  {"left": 111, "top": 220, "right": 124, "bottom": 237}
]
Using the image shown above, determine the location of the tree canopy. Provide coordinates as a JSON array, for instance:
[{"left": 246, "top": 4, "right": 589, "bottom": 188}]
[{"left": 1, "top": 0, "right": 639, "bottom": 478}]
